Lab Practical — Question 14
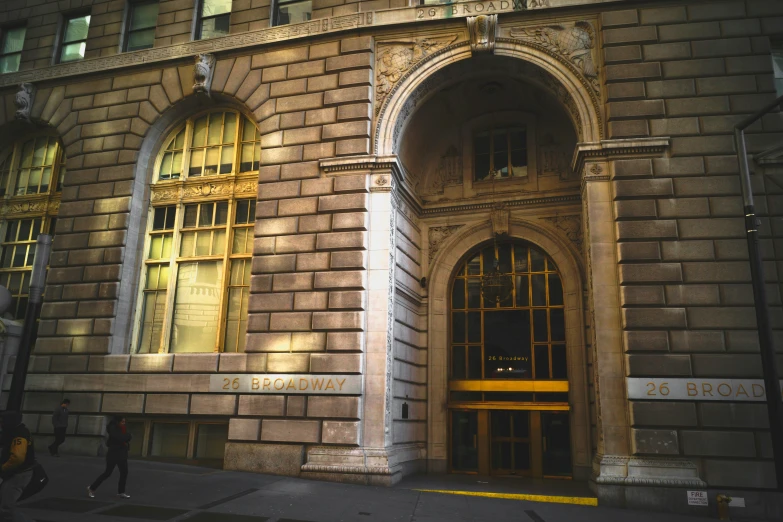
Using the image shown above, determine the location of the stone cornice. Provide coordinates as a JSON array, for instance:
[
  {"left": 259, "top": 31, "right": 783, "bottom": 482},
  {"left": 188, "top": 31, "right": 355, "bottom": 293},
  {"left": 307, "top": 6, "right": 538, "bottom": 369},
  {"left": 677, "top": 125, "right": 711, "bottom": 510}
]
[
  {"left": 422, "top": 194, "right": 581, "bottom": 215},
  {"left": 572, "top": 137, "right": 671, "bottom": 175},
  {"left": 0, "top": 0, "right": 625, "bottom": 88}
]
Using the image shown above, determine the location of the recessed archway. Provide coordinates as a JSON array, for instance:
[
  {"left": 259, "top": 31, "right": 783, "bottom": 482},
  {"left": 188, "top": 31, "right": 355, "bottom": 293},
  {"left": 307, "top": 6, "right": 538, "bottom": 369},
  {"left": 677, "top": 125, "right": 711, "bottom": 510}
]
[{"left": 426, "top": 219, "right": 590, "bottom": 479}]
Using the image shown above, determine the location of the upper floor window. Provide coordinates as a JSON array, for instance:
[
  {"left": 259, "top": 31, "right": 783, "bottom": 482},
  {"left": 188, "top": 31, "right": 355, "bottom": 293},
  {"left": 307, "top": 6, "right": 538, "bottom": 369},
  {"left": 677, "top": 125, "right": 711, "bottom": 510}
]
[
  {"left": 0, "top": 135, "right": 64, "bottom": 320},
  {"left": 273, "top": 0, "right": 312, "bottom": 27},
  {"left": 0, "top": 27, "right": 25, "bottom": 74},
  {"left": 196, "top": 0, "right": 231, "bottom": 40},
  {"left": 474, "top": 127, "right": 528, "bottom": 182},
  {"left": 772, "top": 44, "right": 783, "bottom": 98},
  {"left": 125, "top": 1, "right": 159, "bottom": 52},
  {"left": 59, "top": 13, "right": 91, "bottom": 63},
  {"left": 135, "top": 110, "right": 260, "bottom": 354}
]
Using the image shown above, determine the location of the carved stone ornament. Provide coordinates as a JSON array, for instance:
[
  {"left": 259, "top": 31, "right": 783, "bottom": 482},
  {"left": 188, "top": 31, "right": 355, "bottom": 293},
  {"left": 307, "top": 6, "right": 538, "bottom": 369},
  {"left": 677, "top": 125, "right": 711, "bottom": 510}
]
[
  {"left": 183, "top": 181, "right": 234, "bottom": 198},
  {"left": 375, "top": 36, "right": 458, "bottom": 115},
  {"left": 428, "top": 225, "right": 463, "bottom": 263},
  {"left": 193, "top": 53, "right": 216, "bottom": 96},
  {"left": 14, "top": 83, "right": 35, "bottom": 121},
  {"left": 427, "top": 145, "right": 462, "bottom": 195},
  {"left": 542, "top": 215, "right": 583, "bottom": 251},
  {"left": 509, "top": 21, "right": 598, "bottom": 92},
  {"left": 467, "top": 15, "right": 497, "bottom": 54},
  {"left": 490, "top": 204, "right": 510, "bottom": 236}
]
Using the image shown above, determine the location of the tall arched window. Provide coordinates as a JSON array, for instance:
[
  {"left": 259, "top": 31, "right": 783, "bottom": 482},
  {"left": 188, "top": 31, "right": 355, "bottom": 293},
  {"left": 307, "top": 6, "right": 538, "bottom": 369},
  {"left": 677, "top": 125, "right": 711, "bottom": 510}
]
[
  {"left": 135, "top": 110, "right": 261, "bottom": 354},
  {"left": 0, "top": 135, "right": 64, "bottom": 320},
  {"left": 448, "top": 241, "right": 571, "bottom": 478}
]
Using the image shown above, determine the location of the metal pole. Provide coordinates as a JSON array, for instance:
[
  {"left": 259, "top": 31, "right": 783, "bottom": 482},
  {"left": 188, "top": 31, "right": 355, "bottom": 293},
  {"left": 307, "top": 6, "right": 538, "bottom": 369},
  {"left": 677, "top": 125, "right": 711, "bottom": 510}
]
[
  {"left": 734, "top": 99, "right": 783, "bottom": 490},
  {"left": 6, "top": 234, "right": 52, "bottom": 413}
]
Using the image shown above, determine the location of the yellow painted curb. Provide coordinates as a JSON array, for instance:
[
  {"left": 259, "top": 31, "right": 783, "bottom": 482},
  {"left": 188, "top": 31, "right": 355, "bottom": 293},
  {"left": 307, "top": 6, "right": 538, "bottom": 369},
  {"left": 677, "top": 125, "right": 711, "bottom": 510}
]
[{"left": 414, "top": 489, "right": 599, "bottom": 506}]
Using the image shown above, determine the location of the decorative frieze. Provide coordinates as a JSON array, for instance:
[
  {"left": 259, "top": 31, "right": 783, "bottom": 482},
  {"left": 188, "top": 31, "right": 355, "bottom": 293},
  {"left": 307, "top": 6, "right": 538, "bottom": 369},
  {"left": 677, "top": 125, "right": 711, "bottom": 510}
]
[
  {"left": 149, "top": 175, "right": 258, "bottom": 204},
  {"left": 375, "top": 35, "right": 459, "bottom": 116},
  {"left": 541, "top": 215, "right": 583, "bottom": 251},
  {"left": 428, "top": 225, "right": 463, "bottom": 262}
]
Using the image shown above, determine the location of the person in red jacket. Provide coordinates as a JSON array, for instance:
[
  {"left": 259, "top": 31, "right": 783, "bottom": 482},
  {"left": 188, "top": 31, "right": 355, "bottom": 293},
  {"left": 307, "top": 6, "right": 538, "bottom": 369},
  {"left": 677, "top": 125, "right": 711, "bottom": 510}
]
[{"left": 87, "top": 416, "right": 132, "bottom": 499}]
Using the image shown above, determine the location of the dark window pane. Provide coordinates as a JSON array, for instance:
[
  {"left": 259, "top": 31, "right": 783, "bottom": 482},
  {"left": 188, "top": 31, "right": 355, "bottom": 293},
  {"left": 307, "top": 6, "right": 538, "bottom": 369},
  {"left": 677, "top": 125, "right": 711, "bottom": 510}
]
[
  {"left": 130, "top": 3, "right": 159, "bottom": 30},
  {"left": 552, "top": 344, "right": 567, "bottom": 379},
  {"left": 515, "top": 275, "right": 529, "bottom": 307},
  {"left": 514, "top": 245, "right": 528, "bottom": 273},
  {"left": 498, "top": 243, "right": 512, "bottom": 274},
  {"left": 533, "top": 309, "right": 548, "bottom": 342},
  {"left": 451, "top": 391, "right": 482, "bottom": 402},
  {"left": 165, "top": 207, "right": 176, "bottom": 229},
  {"left": 530, "top": 248, "right": 546, "bottom": 272},
  {"left": 199, "top": 203, "right": 214, "bottom": 226},
  {"left": 493, "top": 131, "right": 508, "bottom": 177},
  {"left": 153, "top": 207, "right": 166, "bottom": 230},
  {"left": 451, "top": 345, "right": 466, "bottom": 379},
  {"left": 514, "top": 442, "right": 531, "bottom": 470},
  {"left": 535, "top": 345, "right": 550, "bottom": 379},
  {"left": 451, "top": 279, "right": 465, "bottom": 309},
  {"left": 536, "top": 393, "right": 568, "bottom": 403},
  {"left": 484, "top": 392, "right": 533, "bottom": 402},
  {"left": 215, "top": 201, "right": 229, "bottom": 225},
  {"left": 467, "top": 253, "right": 481, "bottom": 275},
  {"left": 550, "top": 308, "right": 565, "bottom": 342},
  {"left": 467, "top": 311, "right": 481, "bottom": 343},
  {"left": 484, "top": 310, "right": 531, "bottom": 379},
  {"left": 235, "top": 199, "right": 249, "bottom": 224},
  {"left": 451, "top": 411, "right": 478, "bottom": 471},
  {"left": 468, "top": 346, "right": 482, "bottom": 379},
  {"left": 275, "top": 0, "right": 312, "bottom": 26},
  {"left": 467, "top": 279, "right": 481, "bottom": 308},
  {"left": 183, "top": 205, "right": 198, "bottom": 227},
  {"left": 474, "top": 153, "right": 490, "bottom": 181},
  {"left": 512, "top": 411, "right": 529, "bottom": 437},
  {"left": 531, "top": 274, "right": 546, "bottom": 306},
  {"left": 491, "top": 411, "right": 511, "bottom": 437},
  {"left": 452, "top": 312, "right": 465, "bottom": 343},
  {"left": 510, "top": 147, "right": 527, "bottom": 169},
  {"left": 548, "top": 273, "right": 563, "bottom": 305}
]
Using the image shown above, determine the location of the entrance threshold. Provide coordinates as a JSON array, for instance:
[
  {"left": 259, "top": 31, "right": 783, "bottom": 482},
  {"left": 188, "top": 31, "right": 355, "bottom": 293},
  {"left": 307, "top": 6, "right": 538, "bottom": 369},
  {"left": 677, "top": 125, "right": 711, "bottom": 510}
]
[{"left": 396, "top": 474, "right": 598, "bottom": 507}]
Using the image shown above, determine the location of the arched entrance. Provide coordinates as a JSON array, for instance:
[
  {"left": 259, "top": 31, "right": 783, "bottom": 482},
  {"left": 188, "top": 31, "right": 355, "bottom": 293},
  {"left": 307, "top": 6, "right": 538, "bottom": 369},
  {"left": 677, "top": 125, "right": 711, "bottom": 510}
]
[{"left": 449, "top": 239, "right": 572, "bottom": 477}]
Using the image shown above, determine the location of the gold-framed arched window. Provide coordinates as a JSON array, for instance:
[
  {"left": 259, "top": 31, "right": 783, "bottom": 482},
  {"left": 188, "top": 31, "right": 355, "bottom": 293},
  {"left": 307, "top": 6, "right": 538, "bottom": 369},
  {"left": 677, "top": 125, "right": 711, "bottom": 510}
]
[
  {"left": 449, "top": 241, "right": 567, "bottom": 394},
  {"left": 0, "top": 134, "right": 64, "bottom": 320},
  {"left": 135, "top": 109, "right": 261, "bottom": 354}
]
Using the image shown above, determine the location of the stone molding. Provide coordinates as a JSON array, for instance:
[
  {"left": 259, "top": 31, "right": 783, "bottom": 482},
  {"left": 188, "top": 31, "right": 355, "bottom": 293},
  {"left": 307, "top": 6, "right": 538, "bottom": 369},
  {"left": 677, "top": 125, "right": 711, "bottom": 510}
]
[
  {"left": 593, "top": 454, "right": 707, "bottom": 488},
  {"left": 149, "top": 174, "right": 258, "bottom": 204},
  {"left": 573, "top": 138, "right": 671, "bottom": 177},
  {"left": 0, "top": 0, "right": 622, "bottom": 89},
  {"left": 302, "top": 444, "right": 426, "bottom": 477}
]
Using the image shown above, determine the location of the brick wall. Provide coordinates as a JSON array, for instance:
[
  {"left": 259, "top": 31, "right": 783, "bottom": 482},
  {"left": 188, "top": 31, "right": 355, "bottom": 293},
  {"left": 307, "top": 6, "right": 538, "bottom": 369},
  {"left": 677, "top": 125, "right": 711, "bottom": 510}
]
[{"left": 603, "top": 0, "right": 783, "bottom": 488}]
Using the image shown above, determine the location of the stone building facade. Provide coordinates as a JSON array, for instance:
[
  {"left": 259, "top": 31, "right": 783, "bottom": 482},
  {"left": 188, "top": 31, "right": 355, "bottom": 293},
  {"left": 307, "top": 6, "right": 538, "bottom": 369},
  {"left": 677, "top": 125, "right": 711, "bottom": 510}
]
[{"left": 0, "top": 0, "right": 782, "bottom": 514}]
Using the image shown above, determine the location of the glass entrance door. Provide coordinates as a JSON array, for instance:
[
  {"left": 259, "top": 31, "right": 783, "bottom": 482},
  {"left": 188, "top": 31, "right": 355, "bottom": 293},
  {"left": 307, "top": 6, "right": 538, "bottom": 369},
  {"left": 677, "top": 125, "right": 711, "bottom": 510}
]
[
  {"left": 490, "top": 411, "right": 531, "bottom": 475},
  {"left": 542, "top": 412, "right": 572, "bottom": 477},
  {"left": 451, "top": 410, "right": 479, "bottom": 472}
]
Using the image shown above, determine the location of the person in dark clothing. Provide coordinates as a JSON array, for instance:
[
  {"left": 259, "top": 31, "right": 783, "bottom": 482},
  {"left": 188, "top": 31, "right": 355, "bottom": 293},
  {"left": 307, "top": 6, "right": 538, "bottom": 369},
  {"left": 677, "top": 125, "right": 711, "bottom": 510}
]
[
  {"left": 0, "top": 411, "right": 35, "bottom": 522},
  {"left": 87, "top": 416, "right": 131, "bottom": 499},
  {"left": 48, "top": 399, "right": 70, "bottom": 457}
]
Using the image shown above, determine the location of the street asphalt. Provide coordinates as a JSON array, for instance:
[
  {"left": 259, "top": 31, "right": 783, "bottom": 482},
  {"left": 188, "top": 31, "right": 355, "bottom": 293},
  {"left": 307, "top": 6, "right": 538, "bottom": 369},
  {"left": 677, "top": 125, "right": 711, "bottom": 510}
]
[{"left": 15, "top": 454, "right": 719, "bottom": 522}]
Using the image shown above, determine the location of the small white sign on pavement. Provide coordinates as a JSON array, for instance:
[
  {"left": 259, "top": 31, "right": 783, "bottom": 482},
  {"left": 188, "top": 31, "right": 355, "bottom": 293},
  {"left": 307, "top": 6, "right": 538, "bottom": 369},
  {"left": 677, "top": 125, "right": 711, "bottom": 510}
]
[{"left": 687, "top": 491, "right": 708, "bottom": 506}]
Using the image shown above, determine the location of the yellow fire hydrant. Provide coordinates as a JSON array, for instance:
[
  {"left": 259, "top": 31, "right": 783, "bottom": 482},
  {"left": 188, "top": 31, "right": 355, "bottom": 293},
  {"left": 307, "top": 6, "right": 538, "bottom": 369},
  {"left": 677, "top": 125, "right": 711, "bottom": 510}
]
[{"left": 716, "top": 494, "right": 732, "bottom": 521}]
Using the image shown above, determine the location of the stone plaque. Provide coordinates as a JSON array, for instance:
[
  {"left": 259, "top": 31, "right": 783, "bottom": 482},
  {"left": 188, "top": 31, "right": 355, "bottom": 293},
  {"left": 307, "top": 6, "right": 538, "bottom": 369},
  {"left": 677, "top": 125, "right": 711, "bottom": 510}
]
[
  {"left": 627, "top": 378, "right": 783, "bottom": 402},
  {"left": 210, "top": 374, "right": 361, "bottom": 395}
]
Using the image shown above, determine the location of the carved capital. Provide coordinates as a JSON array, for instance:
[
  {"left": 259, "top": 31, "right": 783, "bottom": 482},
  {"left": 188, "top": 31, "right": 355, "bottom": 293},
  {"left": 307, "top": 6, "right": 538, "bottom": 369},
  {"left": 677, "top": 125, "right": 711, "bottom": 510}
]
[
  {"left": 193, "top": 53, "right": 216, "bottom": 97},
  {"left": 14, "top": 83, "right": 35, "bottom": 121},
  {"left": 467, "top": 15, "right": 496, "bottom": 54}
]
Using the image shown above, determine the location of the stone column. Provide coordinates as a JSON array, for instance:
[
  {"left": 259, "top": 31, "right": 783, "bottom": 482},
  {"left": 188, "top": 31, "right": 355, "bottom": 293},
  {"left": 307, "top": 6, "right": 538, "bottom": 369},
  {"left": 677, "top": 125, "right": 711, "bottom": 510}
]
[{"left": 300, "top": 156, "right": 400, "bottom": 485}]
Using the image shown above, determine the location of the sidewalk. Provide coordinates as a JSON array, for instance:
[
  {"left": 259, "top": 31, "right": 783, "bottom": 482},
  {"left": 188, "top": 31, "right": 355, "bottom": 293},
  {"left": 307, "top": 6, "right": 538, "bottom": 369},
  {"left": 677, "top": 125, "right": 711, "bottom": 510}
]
[{"left": 18, "top": 455, "right": 710, "bottom": 522}]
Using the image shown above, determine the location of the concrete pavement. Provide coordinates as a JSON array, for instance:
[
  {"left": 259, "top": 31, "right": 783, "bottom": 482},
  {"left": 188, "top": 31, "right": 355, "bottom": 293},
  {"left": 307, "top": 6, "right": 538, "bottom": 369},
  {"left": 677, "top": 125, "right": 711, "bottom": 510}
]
[{"left": 17, "top": 455, "right": 719, "bottom": 522}]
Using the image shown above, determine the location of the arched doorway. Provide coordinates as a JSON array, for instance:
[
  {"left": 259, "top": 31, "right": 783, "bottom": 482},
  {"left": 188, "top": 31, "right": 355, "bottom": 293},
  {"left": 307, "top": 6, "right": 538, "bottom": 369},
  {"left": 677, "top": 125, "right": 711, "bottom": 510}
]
[{"left": 449, "top": 239, "right": 572, "bottom": 478}]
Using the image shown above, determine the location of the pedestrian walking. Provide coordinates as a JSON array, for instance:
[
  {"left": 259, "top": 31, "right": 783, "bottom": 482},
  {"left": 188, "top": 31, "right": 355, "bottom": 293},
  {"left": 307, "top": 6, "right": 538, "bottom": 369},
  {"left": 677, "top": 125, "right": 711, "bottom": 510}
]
[
  {"left": 48, "top": 399, "right": 70, "bottom": 457},
  {"left": 0, "top": 411, "right": 36, "bottom": 522},
  {"left": 87, "top": 416, "right": 131, "bottom": 499}
]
